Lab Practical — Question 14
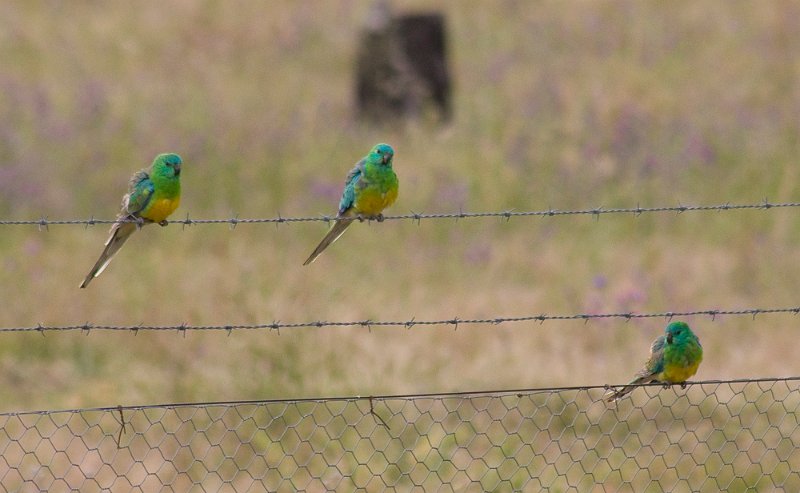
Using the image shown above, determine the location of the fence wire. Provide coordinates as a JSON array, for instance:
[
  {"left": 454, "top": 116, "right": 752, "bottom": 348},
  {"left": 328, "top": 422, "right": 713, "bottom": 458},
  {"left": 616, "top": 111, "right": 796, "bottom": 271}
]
[
  {"left": 1, "top": 377, "right": 798, "bottom": 492},
  {"left": 4, "top": 305, "right": 799, "bottom": 334},
  {"left": 2, "top": 199, "right": 799, "bottom": 229}
]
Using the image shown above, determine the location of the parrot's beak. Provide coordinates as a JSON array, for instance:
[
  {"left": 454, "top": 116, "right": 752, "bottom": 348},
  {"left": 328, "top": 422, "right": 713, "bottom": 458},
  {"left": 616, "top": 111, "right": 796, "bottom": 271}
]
[
  {"left": 174, "top": 163, "right": 182, "bottom": 176},
  {"left": 382, "top": 154, "right": 391, "bottom": 164},
  {"left": 666, "top": 334, "right": 673, "bottom": 344}
]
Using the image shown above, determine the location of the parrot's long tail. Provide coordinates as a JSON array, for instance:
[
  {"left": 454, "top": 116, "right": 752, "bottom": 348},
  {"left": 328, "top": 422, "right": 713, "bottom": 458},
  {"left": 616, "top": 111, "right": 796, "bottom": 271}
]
[
  {"left": 79, "top": 222, "right": 138, "bottom": 288},
  {"left": 303, "top": 218, "right": 354, "bottom": 265},
  {"left": 605, "top": 376, "right": 654, "bottom": 403}
]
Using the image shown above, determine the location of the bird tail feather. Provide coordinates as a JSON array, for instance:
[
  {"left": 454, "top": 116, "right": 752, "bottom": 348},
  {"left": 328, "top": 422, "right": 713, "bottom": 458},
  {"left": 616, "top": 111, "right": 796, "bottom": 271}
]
[
  {"left": 303, "top": 218, "right": 354, "bottom": 265},
  {"left": 79, "top": 222, "right": 138, "bottom": 288},
  {"left": 605, "top": 375, "right": 654, "bottom": 403}
]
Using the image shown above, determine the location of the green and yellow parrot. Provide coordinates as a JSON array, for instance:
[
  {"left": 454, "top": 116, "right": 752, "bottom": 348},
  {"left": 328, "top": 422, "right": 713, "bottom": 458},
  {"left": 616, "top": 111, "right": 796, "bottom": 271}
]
[
  {"left": 304, "top": 143, "right": 398, "bottom": 265},
  {"left": 606, "top": 321, "right": 703, "bottom": 402},
  {"left": 80, "top": 153, "right": 183, "bottom": 288}
]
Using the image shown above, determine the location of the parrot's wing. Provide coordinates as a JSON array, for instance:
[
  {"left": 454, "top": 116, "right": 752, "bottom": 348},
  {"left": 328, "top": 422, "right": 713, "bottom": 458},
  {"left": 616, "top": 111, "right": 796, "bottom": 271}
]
[
  {"left": 338, "top": 160, "right": 365, "bottom": 215},
  {"left": 639, "top": 335, "right": 667, "bottom": 378},
  {"left": 122, "top": 170, "right": 155, "bottom": 217},
  {"left": 605, "top": 335, "right": 669, "bottom": 403}
]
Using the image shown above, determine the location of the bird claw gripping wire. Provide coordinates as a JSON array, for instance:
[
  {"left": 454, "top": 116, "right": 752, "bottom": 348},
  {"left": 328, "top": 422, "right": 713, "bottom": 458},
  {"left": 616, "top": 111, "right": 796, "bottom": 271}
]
[{"left": 129, "top": 216, "right": 145, "bottom": 229}]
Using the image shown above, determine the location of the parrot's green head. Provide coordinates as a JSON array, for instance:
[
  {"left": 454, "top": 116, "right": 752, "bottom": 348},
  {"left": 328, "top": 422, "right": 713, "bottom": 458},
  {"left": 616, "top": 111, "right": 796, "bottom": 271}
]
[
  {"left": 665, "top": 321, "right": 695, "bottom": 345},
  {"left": 152, "top": 153, "right": 183, "bottom": 178},
  {"left": 367, "top": 143, "right": 394, "bottom": 167}
]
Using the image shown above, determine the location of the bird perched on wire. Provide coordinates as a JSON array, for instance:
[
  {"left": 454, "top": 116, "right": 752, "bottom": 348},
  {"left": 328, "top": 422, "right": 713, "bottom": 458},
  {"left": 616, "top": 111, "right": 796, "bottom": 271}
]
[
  {"left": 80, "top": 153, "right": 183, "bottom": 288},
  {"left": 605, "top": 321, "right": 703, "bottom": 402},
  {"left": 304, "top": 143, "right": 399, "bottom": 265}
]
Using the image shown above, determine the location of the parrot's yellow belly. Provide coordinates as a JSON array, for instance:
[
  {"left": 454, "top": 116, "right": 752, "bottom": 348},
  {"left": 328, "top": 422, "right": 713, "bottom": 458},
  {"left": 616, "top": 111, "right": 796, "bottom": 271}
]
[
  {"left": 355, "top": 188, "right": 398, "bottom": 216},
  {"left": 660, "top": 361, "right": 700, "bottom": 383},
  {"left": 143, "top": 197, "right": 181, "bottom": 223}
]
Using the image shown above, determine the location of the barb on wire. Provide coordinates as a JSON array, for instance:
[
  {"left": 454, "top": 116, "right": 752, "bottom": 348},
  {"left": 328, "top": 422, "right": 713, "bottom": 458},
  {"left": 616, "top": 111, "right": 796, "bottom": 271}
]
[
  {"left": 2, "top": 200, "right": 800, "bottom": 227},
  {"left": 1, "top": 375, "right": 798, "bottom": 417},
  {"left": 2, "top": 305, "right": 799, "bottom": 334}
]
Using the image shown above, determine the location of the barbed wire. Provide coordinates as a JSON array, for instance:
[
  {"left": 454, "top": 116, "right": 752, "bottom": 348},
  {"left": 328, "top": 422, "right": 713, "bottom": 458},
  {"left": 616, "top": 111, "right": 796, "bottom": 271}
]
[
  {"left": 4, "top": 305, "right": 798, "bottom": 335},
  {"left": 2, "top": 199, "right": 799, "bottom": 229},
  {"left": 2, "top": 375, "right": 797, "bottom": 417}
]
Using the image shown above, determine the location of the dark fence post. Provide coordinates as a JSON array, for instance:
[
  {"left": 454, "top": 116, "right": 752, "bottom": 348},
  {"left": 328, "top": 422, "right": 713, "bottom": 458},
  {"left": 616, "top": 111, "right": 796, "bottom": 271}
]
[{"left": 355, "top": 6, "right": 452, "bottom": 122}]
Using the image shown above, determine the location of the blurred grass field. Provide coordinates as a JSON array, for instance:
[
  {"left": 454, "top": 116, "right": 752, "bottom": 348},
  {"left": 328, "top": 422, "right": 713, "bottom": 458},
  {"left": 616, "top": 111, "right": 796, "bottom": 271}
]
[{"left": 0, "top": 0, "right": 799, "bottom": 413}]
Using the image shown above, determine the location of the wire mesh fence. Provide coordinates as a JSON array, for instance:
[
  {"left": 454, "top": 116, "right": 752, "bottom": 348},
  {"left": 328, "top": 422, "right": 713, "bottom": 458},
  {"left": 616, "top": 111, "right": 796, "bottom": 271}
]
[{"left": 1, "top": 377, "right": 798, "bottom": 492}]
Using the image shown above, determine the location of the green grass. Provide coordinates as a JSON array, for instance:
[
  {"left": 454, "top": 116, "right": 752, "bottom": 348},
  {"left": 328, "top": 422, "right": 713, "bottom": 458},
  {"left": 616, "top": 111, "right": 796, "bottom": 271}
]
[{"left": 0, "top": 0, "right": 799, "bottom": 420}]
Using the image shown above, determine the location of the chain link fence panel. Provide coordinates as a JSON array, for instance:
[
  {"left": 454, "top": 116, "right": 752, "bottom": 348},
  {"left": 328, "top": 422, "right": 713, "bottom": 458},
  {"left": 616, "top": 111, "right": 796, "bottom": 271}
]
[{"left": 1, "top": 378, "right": 798, "bottom": 492}]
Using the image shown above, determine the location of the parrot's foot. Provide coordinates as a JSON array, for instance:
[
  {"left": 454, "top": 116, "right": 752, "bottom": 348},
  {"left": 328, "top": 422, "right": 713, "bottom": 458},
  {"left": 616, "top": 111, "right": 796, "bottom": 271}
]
[
  {"left": 662, "top": 383, "right": 670, "bottom": 389},
  {"left": 158, "top": 220, "right": 169, "bottom": 227},
  {"left": 680, "top": 382, "right": 687, "bottom": 389},
  {"left": 135, "top": 217, "right": 146, "bottom": 229},
  {"left": 361, "top": 213, "right": 385, "bottom": 222}
]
